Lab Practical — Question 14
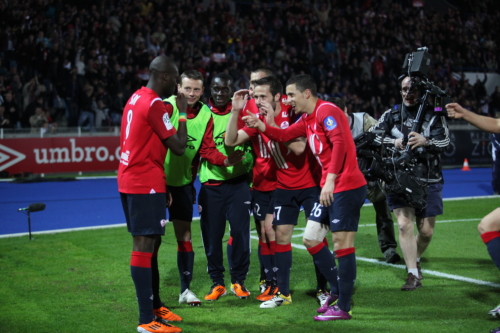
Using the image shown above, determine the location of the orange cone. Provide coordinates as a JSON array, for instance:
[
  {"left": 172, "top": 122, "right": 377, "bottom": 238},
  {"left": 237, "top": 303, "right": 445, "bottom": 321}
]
[{"left": 461, "top": 158, "right": 471, "bottom": 171}]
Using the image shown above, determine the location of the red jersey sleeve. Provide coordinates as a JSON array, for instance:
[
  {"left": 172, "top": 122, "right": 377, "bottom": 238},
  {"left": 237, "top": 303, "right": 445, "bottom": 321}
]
[
  {"left": 199, "top": 117, "right": 227, "bottom": 166},
  {"left": 148, "top": 100, "right": 177, "bottom": 140},
  {"left": 262, "top": 117, "right": 307, "bottom": 142},
  {"left": 317, "top": 105, "right": 347, "bottom": 175}
]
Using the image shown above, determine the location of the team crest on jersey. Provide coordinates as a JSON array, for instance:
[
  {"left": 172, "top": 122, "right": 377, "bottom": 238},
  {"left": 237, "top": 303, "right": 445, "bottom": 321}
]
[
  {"left": 160, "top": 219, "right": 167, "bottom": 227},
  {"left": 198, "top": 205, "right": 202, "bottom": 213},
  {"left": 324, "top": 116, "right": 337, "bottom": 131},
  {"left": 163, "top": 113, "right": 173, "bottom": 130},
  {"left": 280, "top": 121, "right": 289, "bottom": 129}
]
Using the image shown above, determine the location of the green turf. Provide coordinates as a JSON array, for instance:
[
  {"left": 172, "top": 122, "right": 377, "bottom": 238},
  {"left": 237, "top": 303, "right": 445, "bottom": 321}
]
[{"left": 1, "top": 198, "right": 499, "bottom": 333}]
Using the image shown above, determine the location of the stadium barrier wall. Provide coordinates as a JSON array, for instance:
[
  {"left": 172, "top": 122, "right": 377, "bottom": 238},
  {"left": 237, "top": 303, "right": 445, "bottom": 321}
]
[
  {"left": 0, "top": 128, "right": 493, "bottom": 175},
  {"left": 0, "top": 136, "right": 120, "bottom": 174}
]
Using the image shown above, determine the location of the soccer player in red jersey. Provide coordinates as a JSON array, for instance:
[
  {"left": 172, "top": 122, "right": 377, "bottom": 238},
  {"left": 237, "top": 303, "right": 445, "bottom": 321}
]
[
  {"left": 240, "top": 67, "right": 279, "bottom": 297},
  {"left": 227, "top": 76, "right": 329, "bottom": 308},
  {"left": 446, "top": 102, "right": 500, "bottom": 327},
  {"left": 117, "top": 55, "right": 186, "bottom": 333},
  {"left": 243, "top": 74, "right": 367, "bottom": 320}
]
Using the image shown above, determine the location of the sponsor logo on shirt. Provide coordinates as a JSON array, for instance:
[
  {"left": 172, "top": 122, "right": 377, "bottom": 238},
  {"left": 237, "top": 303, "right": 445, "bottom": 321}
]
[
  {"left": 214, "top": 132, "right": 226, "bottom": 146},
  {"left": 280, "top": 121, "right": 289, "bottom": 129},
  {"left": 120, "top": 150, "right": 130, "bottom": 165},
  {"left": 163, "top": 113, "right": 173, "bottom": 130},
  {"left": 186, "top": 134, "right": 197, "bottom": 150},
  {"left": 324, "top": 116, "right": 337, "bottom": 131}
]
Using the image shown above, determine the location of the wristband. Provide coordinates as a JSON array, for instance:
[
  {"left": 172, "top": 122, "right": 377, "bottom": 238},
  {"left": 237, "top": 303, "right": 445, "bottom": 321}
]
[{"left": 178, "top": 112, "right": 187, "bottom": 122}]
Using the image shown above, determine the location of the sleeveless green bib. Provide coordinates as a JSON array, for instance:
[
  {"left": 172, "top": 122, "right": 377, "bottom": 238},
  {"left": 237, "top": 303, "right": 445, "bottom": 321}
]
[
  {"left": 163, "top": 96, "right": 212, "bottom": 186},
  {"left": 199, "top": 111, "right": 253, "bottom": 183}
]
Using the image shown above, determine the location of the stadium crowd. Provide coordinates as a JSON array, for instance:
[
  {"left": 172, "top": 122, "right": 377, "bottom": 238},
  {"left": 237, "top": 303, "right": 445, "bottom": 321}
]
[{"left": 0, "top": 0, "right": 498, "bottom": 130}]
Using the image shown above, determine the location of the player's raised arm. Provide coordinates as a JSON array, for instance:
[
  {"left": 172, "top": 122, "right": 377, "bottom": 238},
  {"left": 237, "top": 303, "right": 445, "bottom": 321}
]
[
  {"left": 225, "top": 89, "right": 251, "bottom": 147},
  {"left": 164, "top": 92, "right": 187, "bottom": 155},
  {"left": 446, "top": 102, "right": 500, "bottom": 133}
]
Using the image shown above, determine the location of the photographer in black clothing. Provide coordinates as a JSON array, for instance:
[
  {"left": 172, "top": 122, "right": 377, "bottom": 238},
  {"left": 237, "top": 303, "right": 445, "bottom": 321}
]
[{"left": 369, "top": 75, "right": 450, "bottom": 291}]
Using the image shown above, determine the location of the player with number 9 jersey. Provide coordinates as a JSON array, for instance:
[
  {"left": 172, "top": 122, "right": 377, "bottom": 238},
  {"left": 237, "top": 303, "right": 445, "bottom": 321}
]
[{"left": 118, "top": 86, "right": 177, "bottom": 194}]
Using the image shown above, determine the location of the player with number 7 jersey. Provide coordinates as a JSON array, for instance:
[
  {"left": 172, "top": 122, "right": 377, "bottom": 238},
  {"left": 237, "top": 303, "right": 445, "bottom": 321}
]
[
  {"left": 227, "top": 76, "right": 328, "bottom": 308},
  {"left": 242, "top": 74, "right": 366, "bottom": 321}
]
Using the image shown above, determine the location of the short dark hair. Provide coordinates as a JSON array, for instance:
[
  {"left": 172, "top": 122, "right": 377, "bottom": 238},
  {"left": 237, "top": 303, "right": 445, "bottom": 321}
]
[
  {"left": 251, "top": 66, "right": 274, "bottom": 78},
  {"left": 286, "top": 74, "right": 317, "bottom": 97},
  {"left": 328, "top": 97, "right": 346, "bottom": 111},
  {"left": 180, "top": 70, "right": 204, "bottom": 86},
  {"left": 212, "top": 72, "right": 234, "bottom": 88},
  {"left": 252, "top": 76, "right": 282, "bottom": 97}
]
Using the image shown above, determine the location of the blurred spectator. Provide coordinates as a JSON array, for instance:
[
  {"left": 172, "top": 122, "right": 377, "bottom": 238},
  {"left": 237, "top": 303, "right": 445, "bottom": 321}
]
[
  {"left": 0, "top": 0, "right": 496, "bottom": 128},
  {"left": 29, "top": 105, "right": 48, "bottom": 133},
  {"left": 94, "top": 99, "right": 110, "bottom": 128},
  {"left": 2, "top": 90, "right": 20, "bottom": 128},
  {"left": 21, "top": 94, "right": 44, "bottom": 128},
  {"left": 0, "top": 105, "right": 10, "bottom": 128},
  {"left": 109, "top": 91, "right": 126, "bottom": 126},
  {"left": 45, "top": 109, "right": 57, "bottom": 132},
  {"left": 77, "top": 84, "right": 95, "bottom": 131}
]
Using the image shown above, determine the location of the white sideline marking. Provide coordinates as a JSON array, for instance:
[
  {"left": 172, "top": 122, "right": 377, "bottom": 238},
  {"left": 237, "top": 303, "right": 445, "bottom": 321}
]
[
  {"left": 0, "top": 223, "right": 127, "bottom": 238},
  {"left": 3, "top": 219, "right": 499, "bottom": 289},
  {"left": 249, "top": 234, "right": 500, "bottom": 289}
]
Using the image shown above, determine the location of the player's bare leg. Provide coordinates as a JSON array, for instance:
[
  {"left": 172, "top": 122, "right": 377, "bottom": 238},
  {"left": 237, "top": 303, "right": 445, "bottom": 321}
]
[{"left": 394, "top": 208, "right": 421, "bottom": 290}]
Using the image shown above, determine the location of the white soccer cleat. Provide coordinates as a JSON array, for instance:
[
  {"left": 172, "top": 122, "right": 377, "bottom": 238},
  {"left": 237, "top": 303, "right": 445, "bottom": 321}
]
[
  {"left": 179, "top": 289, "right": 201, "bottom": 306},
  {"left": 316, "top": 290, "right": 330, "bottom": 307},
  {"left": 489, "top": 304, "right": 500, "bottom": 318},
  {"left": 259, "top": 293, "right": 292, "bottom": 308}
]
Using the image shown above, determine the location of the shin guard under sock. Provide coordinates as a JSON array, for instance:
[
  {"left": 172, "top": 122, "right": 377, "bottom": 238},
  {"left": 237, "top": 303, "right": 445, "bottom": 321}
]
[
  {"left": 307, "top": 241, "right": 338, "bottom": 295},
  {"left": 335, "top": 247, "right": 356, "bottom": 312},
  {"left": 130, "top": 251, "right": 154, "bottom": 324},
  {"left": 151, "top": 249, "right": 163, "bottom": 309},
  {"left": 177, "top": 241, "right": 195, "bottom": 292},
  {"left": 274, "top": 243, "right": 292, "bottom": 296},
  {"left": 259, "top": 240, "right": 275, "bottom": 282},
  {"left": 482, "top": 231, "right": 500, "bottom": 270}
]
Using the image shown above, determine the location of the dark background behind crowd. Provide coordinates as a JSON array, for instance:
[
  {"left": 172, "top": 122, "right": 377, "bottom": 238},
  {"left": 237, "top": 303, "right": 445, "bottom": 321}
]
[{"left": 0, "top": 0, "right": 498, "bottom": 130}]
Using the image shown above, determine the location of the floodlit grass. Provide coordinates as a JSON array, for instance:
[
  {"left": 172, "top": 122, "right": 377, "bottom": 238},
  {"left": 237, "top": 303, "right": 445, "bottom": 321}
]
[{"left": 1, "top": 198, "right": 499, "bottom": 333}]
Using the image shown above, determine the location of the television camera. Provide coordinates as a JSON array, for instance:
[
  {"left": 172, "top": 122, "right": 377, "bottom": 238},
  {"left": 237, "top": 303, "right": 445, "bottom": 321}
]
[{"left": 354, "top": 47, "right": 451, "bottom": 209}]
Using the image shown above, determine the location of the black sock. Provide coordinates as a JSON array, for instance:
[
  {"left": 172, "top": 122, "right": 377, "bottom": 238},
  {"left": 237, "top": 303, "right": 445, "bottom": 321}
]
[{"left": 130, "top": 251, "right": 154, "bottom": 324}]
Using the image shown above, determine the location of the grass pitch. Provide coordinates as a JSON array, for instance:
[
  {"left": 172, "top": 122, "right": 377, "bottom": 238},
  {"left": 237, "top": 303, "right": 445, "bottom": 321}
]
[{"left": 1, "top": 198, "right": 499, "bottom": 333}]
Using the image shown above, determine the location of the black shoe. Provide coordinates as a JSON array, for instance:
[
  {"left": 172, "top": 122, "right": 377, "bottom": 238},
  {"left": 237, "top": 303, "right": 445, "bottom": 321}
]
[
  {"left": 401, "top": 273, "right": 422, "bottom": 291},
  {"left": 416, "top": 261, "right": 423, "bottom": 280},
  {"left": 384, "top": 248, "right": 401, "bottom": 264}
]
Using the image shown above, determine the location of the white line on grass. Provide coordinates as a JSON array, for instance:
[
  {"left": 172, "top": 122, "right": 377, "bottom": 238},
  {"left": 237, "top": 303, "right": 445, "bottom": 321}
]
[
  {"left": 249, "top": 235, "right": 500, "bottom": 289},
  {"left": 2, "top": 219, "right": 498, "bottom": 289}
]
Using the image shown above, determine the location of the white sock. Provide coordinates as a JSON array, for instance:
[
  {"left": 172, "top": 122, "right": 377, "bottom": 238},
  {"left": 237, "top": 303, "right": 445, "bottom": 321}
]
[{"left": 408, "top": 268, "right": 419, "bottom": 276}]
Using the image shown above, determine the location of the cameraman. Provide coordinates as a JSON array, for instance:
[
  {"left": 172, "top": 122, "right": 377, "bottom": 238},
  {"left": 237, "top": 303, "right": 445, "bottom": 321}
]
[
  {"left": 369, "top": 76, "right": 450, "bottom": 291},
  {"left": 329, "top": 97, "right": 400, "bottom": 264}
]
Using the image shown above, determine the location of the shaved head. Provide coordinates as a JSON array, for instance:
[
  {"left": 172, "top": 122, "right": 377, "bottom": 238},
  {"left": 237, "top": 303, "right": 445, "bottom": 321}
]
[
  {"left": 149, "top": 55, "right": 178, "bottom": 78},
  {"left": 147, "top": 55, "right": 179, "bottom": 98}
]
